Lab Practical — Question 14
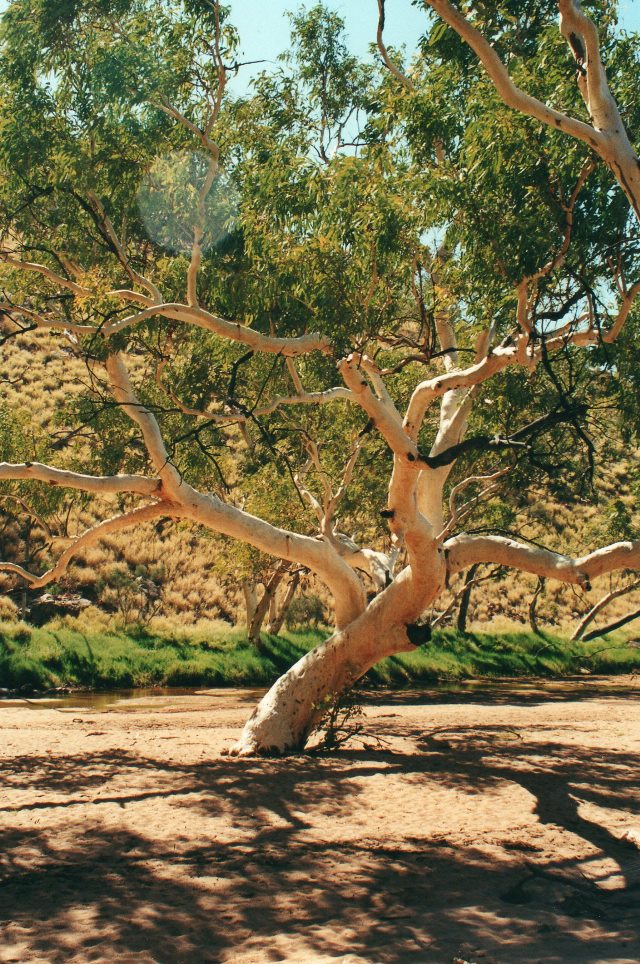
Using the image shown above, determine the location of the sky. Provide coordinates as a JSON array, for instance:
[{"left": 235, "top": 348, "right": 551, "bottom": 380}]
[
  {"left": 0, "top": 0, "right": 637, "bottom": 90},
  {"left": 224, "top": 0, "right": 640, "bottom": 95},
  {"left": 227, "top": 0, "right": 428, "bottom": 76}
]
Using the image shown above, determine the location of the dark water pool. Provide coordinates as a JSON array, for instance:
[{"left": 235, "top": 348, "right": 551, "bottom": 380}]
[
  {"left": 1, "top": 675, "right": 637, "bottom": 712},
  {"left": 0, "top": 687, "right": 267, "bottom": 711}
]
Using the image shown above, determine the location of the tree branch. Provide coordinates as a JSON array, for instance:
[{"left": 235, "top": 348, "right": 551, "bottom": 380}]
[
  {"left": 571, "top": 578, "right": 640, "bottom": 640},
  {"left": 421, "top": 402, "right": 585, "bottom": 470},
  {"left": 377, "top": 0, "right": 415, "bottom": 91},
  {"left": 424, "top": 0, "right": 605, "bottom": 150},
  {"left": 423, "top": 0, "right": 640, "bottom": 219},
  {"left": 446, "top": 532, "right": 640, "bottom": 589},
  {"left": 0, "top": 461, "right": 159, "bottom": 497},
  {"left": 103, "top": 302, "right": 331, "bottom": 356},
  {"left": 0, "top": 252, "right": 92, "bottom": 297},
  {"left": 156, "top": 358, "right": 353, "bottom": 423},
  {"left": 404, "top": 283, "right": 640, "bottom": 442},
  {"left": 0, "top": 502, "right": 170, "bottom": 588},
  {"left": 105, "top": 354, "right": 184, "bottom": 500},
  {"left": 85, "top": 191, "right": 162, "bottom": 303},
  {"left": 439, "top": 467, "right": 511, "bottom": 539},
  {"left": 340, "top": 354, "right": 411, "bottom": 457},
  {"left": 0, "top": 302, "right": 95, "bottom": 336},
  {"left": 105, "top": 355, "right": 367, "bottom": 627},
  {"left": 558, "top": 0, "right": 621, "bottom": 134},
  {"left": 580, "top": 607, "right": 640, "bottom": 642}
]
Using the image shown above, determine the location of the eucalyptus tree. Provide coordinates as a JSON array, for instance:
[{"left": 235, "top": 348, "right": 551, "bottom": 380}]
[{"left": 0, "top": 0, "right": 639, "bottom": 754}]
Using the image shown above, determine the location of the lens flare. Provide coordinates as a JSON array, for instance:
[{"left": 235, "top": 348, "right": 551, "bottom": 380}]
[{"left": 137, "top": 150, "right": 239, "bottom": 255}]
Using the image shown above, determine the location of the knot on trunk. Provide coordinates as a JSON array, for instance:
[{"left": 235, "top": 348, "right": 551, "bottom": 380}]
[
  {"left": 577, "top": 570, "right": 592, "bottom": 592},
  {"left": 405, "top": 621, "right": 431, "bottom": 647}
]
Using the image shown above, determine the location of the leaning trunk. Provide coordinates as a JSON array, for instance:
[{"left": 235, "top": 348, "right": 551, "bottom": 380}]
[
  {"left": 232, "top": 563, "right": 443, "bottom": 756},
  {"left": 233, "top": 615, "right": 412, "bottom": 755}
]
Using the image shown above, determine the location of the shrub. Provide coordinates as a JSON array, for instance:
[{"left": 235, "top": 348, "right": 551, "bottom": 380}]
[{"left": 285, "top": 594, "right": 326, "bottom": 629}]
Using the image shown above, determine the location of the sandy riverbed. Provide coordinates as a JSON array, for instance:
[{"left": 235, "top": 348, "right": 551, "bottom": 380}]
[{"left": 0, "top": 678, "right": 639, "bottom": 963}]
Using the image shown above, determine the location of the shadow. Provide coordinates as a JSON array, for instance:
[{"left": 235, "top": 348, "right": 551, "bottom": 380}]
[
  {"left": 0, "top": 691, "right": 639, "bottom": 962},
  {"left": 254, "top": 634, "right": 308, "bottom": 675},
  {"left": 360, "top": 675, "right": 640, "bottom": 707},
  {"left": 408, "top": 731, "right": 640, "bottom": 872}
]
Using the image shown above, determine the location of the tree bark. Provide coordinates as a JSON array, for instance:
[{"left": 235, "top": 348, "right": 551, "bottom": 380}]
[
  {"left": 457, "top": 563, "right": 480, "bottom": 634},
  {"left": 268, "top": 571, "right": 300, "bottom": 636},
  {"left": 231, "top": 558, "right": 446, "bottom": 755},
  {"left": 232, "top": 615, "right": 410, "bottom": 755}
]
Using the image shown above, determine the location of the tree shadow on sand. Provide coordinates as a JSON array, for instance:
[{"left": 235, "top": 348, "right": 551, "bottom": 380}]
[
  {"left": 360, "top": 675, "right": 640, "bottom": 707},
  {"left": 1, "top": 701, "right": 639, "bottom": 962}
]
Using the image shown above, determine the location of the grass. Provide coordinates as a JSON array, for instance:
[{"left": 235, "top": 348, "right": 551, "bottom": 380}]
[
  {"left": 3, "top": 327, "right": 640, "bottom": 640},
  {"left": 0, "top": 621, "right": 322, "bottom": 692},
  {"left": 368, "top": 628, "right": 640, "bottom": 685},
  {"left": 0, "top": 621, "right": 639, "bottom": 693}
]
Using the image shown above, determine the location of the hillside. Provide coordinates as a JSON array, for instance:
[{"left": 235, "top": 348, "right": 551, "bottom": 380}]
[{"left": 1, "top": 322, "right": 640, "bottom": 642}]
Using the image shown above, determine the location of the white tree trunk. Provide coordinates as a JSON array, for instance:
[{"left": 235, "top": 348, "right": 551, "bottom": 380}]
[{"left": 231, "top": 560, "right": 445, "bottom": 755}]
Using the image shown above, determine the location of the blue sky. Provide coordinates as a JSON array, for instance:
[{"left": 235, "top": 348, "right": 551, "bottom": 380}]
[
  {"left": 0, "top": 0, "right": 637, "bottom": 89},
  {"left": 225, "top": 0, "right": 640, "bottom": 94}
]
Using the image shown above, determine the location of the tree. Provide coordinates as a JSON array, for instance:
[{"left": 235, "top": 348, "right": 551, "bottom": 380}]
[
  {"left": 240, "top": 558, "right": 298, "bottom": 647},
  {"left": 1, "top": 0, "right": 640, "bottom": 754}
]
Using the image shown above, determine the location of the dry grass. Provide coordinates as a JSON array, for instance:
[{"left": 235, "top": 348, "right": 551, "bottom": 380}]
[{"left": 1, "top": 323, "right": 639, "bottom": 640}]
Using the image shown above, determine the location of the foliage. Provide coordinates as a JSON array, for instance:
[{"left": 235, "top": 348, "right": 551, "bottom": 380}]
[
  {"left": 310, "top": 683, "right": 367, "bottom": 751},
  {"left": 1, "top": 0, "right": 638, "bottom": 527},
  {"left": 95, "top": 562, "right": 166, "bottom": 628},
  {"left": 284, "top": 593, "right": 327, "bottom": 629}
]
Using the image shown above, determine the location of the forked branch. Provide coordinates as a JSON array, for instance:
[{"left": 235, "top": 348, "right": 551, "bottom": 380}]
[
  {"left": 424, "top": 0, "right": 605, "bottom": 149},
  {"left": 422, "top": 1, "right": 640, "bottom": 219}
]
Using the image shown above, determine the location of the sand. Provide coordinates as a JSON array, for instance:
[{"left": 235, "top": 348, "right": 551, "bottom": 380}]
[{"left": 0, "top": 677, "right": 639, "bottom": 963}]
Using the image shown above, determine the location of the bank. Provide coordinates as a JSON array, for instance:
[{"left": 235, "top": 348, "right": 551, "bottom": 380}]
[{"left": 1, "top": 620, "right": 639, "bottom": 694}]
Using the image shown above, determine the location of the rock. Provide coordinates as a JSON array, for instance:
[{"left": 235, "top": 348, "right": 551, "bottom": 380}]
[{"left": 28, "top": 593, "right": 92, "bottom": 627}]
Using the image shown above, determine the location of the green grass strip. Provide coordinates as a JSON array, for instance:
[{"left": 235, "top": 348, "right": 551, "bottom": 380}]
[{"left": 0, "top": 622, "right": 638, "bottom": 692}]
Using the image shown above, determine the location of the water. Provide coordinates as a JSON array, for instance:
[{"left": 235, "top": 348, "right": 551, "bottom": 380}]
[
  {"left": 1, "top": 675, "right": 637, "bottom": 713},
  {"left": 0, "top": 687, "right": 267, "bottom": 712}
]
